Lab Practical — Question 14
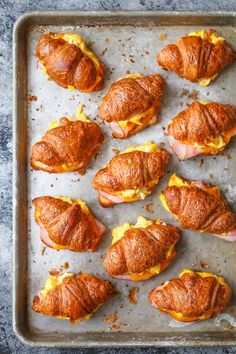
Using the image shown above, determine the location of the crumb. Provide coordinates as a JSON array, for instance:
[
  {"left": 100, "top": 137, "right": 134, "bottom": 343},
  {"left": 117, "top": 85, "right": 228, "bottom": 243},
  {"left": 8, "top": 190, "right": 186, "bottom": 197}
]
[
  {"left": 198, "top": 159, "right": 204, "bottom": 167},
  {"left": 87, "top": 40, "right": 95, "bottom": 47},
  {"left": 41, "top": 247, "right": 46, "bottom": 256},
  {"left": 130, "top": 58, "right": 135, "bottom": 63},
  {"left": 61, "top": 262, "right": 69, "bottom": 270},
  {"left": 145, "top": 202, "right": 154, "bottom": 214},
  {"left": 186, "top": 102, "right": 191, "bottom": 107},
  {"left": 105, "top": 38, "right": 110, "bottom": 44},
  {"left": 28, "top": 95, "right": 37, "bottom": 102},
  {"left": 112, "top": 324, "right": 121, "bottom": 331},
  {"left": 49, "top": 268, "right": 60, "bottom": 276},
  {"left": 209, "top": 173, "right": 214, "bottom": 178},
  {"left": 159, "top": 33, "right": 167, "bottom": 41},
  {"left": 112, "top": 149, "right": 120, "bottom": 155},
  {"left": 188, "top": 90, "right": 199, "bottom": 100},
  {"left": 199, "top": 261, "right": 209, "bottom": 269},
  {"left": 207, "top": 92, "right": 209, "bottom": 96},
  {"left": 145, "top": 50, "right": 150, "bottom": 55},
  {"left": 221, "top": 152, "right": 231, "bottom": 160},
  {"left": 126, "top": 70, "right": 130, "bottom": 75},
  {"left": 103, "top": 312, "right": 118, "bottom": 324},
  {"left": 128, "top": 287, "right": 139, "bottom": 305},
  {"left": 101, "top": 48, "right": 108, "bottom": 56},
  {"left": 127, "top": 36, "right": 132, "bottom": 41},
  {"left": 179, "top": 88, "right": 189, "bottom": 98},
  {"left": 180, "top": 102, "right": 184, "bottom": 106},
  {"left": 50, "top": 184, "right": 53, "bottom": 187},
  {"left": 224, "top": 167, "right": 229, "bottom": 171}
]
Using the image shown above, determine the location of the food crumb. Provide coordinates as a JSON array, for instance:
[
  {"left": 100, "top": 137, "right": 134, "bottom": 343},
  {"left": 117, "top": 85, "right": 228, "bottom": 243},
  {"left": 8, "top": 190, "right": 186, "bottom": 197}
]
[
  {"left": 159, "top": 33, "right": 167, "bottom": 41},
  {"left": 60, "top": 262, "right": 69, "bottom": 271},
  {"left": 101, "top": 48, "right": 108, "bottom": 56},
  {"left": 128, "top": 287, "right": 139, "bottom": 305},
  {"left": 209, "top": 173, "right": 214, "bottom": 179},
  {"left": 49, "top": 268, "right": 60, "bottom": 276},
  {"left": 199, "top": 261, "right": 209, "bottom": 269},
  {"left": 28, "top": 95, "right": 37, "bottom": 102},
  {"left": 112, "top": 149, "right": 120, "bottom": 155},
  {"left": 179, "top": 88, "right": 189, "bottom": 98},
  {"left": 221, "top": 151, "right": 231, "bottom": 160},
  {"left": 145, "top": 50, "right": 150, "bottom": 55},
  {"left": 145, "top": 202, "right": 154, "bottom": 214},
  {"left": 188, "top": 90, "right": 199, "bottom": 100},
  {"left": 41, "top": 247, "right": 46, "bottom": 256},
  {"left": 198, "top": 159, "right": 204, "bottom": 167},
  {"left": 130, "top": 58, "right": 135, "bottom": 63},
  {"left": 103, "top": 312, "right": 118, "bottom": 324}
]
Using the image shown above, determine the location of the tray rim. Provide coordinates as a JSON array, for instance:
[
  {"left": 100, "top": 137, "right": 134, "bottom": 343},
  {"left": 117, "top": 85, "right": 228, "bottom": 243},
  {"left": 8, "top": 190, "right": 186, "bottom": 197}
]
[{"left": 12, "top": 10, "right": 236, "bottom": 348}]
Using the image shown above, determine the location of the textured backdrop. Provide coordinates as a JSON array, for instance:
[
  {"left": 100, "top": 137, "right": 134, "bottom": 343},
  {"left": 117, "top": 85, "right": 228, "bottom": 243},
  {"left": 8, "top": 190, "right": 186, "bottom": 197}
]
[{"left": 1, "top": 0, "right": 236, "bottom": 353}]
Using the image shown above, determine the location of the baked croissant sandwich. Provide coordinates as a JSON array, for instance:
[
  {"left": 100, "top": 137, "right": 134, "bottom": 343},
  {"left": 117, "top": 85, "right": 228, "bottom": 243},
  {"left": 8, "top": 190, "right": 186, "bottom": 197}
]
[
  {"left": 160, "top": 174, "right": 236, "bottom": 241},
  {"left": 32, "top": 273, "right": 114, "bottom": 323},
  {"left": 168, "top": 101, "right": 236, "bottom": 160},
  {"left": 92, "top": 142, "right": 169, "bottom": 207},
  {"left": 99, "top": 74, "right": 164, "bottom": 139},
  {"left": 36, "top": 33, "right": 105, "bottom": 92},
  {"left": 149, "top": 269, "right": 232, "bottom": 322},
  {"left": 33, "top": 196, "right": 107, "bottom": 251},
  {"left": 30, "top": 106, "right": 104, "bottom": 174},
  {"left": 157, "top": 30, "right": 235, "bottom": 86},
  {"left": 103, "top": 216, "right": 180, "bottom": 281}
]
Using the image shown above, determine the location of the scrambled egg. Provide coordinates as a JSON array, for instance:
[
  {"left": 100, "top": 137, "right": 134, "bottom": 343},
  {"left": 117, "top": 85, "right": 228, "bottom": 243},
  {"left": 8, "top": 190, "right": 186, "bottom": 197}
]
[
  {"left": 187, "top": 30, "right": 225, "bottom": 86},
  {"left": 111, "top": 216, "right": 174, "bottom": 280},
  {"left": 120, "top": 141, "right": 159, "bottom": 154},
  {"left": 49, "top": 104, "right": 89, "bottom": 130}
]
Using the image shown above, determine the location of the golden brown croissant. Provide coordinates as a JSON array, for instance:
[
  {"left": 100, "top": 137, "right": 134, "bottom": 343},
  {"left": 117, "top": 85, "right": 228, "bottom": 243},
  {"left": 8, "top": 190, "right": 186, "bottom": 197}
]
[
  {"left": 99, "top": 74, "right": 164, "bottom": 139},
  {"left": 160, "top": 174, "right": 236, "bottom": 241},
  {"left": 32, "top": 273, "right": 114, "bottom": 322},
  {"left": 33, "top": 196, "right": 107, "bottom": 252},
  {"left": 103, "top": 216, "right": 180, "bottom": 281},
  {"left": 30, "top": 108, "right": 104, "bottom": 174},
  {"left": 168, "top": 101, "right": 236, "bottom": 160},
  {"left": 149, "top": 269, "right": 232, "bottom": 322},
  {"left": 157, "top": 30, "right": 235, "bottom": 86},
  {"left": 92, "top": 142, "right": 169, "bottom": 207},
  {"left": 36, "top": 33, "right": 105, "bottom": 92}
]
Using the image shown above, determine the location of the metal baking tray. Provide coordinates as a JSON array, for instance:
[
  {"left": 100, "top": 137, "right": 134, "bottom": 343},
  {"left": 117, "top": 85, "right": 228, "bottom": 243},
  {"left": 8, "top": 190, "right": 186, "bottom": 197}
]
[{"left": 13, "top": 11, "right": 236, "bottom": 347}]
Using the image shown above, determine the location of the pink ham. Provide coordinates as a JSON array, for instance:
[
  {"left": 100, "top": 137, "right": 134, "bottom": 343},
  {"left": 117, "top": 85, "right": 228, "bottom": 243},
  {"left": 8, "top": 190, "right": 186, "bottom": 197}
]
[
  {"left": 110, "top": 122, "right": 129, "bottom": 137},
  {"left": 170, "top": 139, "right": 202, "bottom": 160},
  {"left": 94, "top": 218, "right": 107, "bottom": 237},
  {"left": 99, "top": 191, "right": 124, "bottom": 204},
  {"left": 39, "top": 223, "right": 55, "bottom": 248},
  {"left": 190, "top": 180, "right": 209, "bottom": 189},
  {"left": 111, "top": 274, "right": 132, "bottom": 280},
  {"left": 213, "top": 229, "right": 236, "bottom": 242}
]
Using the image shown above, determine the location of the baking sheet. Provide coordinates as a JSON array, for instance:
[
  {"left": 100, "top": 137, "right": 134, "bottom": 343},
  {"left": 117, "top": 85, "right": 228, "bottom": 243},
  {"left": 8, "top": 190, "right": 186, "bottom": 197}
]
[{"left": 13, "top": 11, "right": 236, "bottom": 347}]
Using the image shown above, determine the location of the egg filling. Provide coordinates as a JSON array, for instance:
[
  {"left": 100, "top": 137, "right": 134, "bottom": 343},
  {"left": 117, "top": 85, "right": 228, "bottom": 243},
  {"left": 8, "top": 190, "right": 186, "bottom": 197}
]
[{"left": 111, "top": 216, "right": 175, "bottom": 280}]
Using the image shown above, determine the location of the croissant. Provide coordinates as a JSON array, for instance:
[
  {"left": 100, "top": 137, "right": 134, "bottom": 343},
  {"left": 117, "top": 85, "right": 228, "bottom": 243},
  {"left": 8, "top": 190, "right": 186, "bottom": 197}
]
[
  {"left": 99, "top": 74, "right": 164, "bottom": 139},
  {"left": 168, "top": 101, "right": 236, "bottom": 160},
  {"left": 103, "top": 216, "right": 180, "bottom": 281},
  {"left": 149, "top": 269, "right": 232, "bottom": 322},
  {"left": 32, "top": 273, "right": 114, "bottom": 322},
  {"left": 30, "top": 107, "right": 104, "bottom": 174},
  {"left": 157, "top": 30, "right": 235, "bottom": 86},
  {"left": 92, "top": 142, "right": 169, "bottom": 207},
  {"left": 33, "top": 196, "right": 107, "bottom": 252},
  {"left": 36, "top": 33, "right": 105, "bottom": 92},
  {"left": 160, "top": 174, "right": 236, "bottom": 241}
]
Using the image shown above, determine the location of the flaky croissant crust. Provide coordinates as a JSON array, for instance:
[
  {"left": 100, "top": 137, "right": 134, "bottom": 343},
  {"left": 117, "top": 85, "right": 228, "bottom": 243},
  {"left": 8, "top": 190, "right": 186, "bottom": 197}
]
[
  {"left": 163, "top": 180, "right": 236, "bottom": 234},
  {"left": 149, "top": 271, "right": 232, "bottom": 321},
  {"left": 30, "top": 118, "right": 104, "bottom": 174},
  {"left": 92, "top": 149, "right": 169, "bottom": 193},
  {"left": 36, "top": 33, "right": 105, "bottom": 92},
  {"left": 104, "top": 222, "right": 180, "bottom": 277},
  {"left": 157, "top": 30, "right": 235, "bottom": 83},
  {"left": 33, "top": 196, "right": 105, "bottom": 252},
  {"left": 32, "top": 274, "right": 114, "bottom": 321},
  {"left": 168, "top": 102, "right": 236, "bottom": 146},
  {"left": 99, "top": 74, "right": 164, "bottom": 122}
]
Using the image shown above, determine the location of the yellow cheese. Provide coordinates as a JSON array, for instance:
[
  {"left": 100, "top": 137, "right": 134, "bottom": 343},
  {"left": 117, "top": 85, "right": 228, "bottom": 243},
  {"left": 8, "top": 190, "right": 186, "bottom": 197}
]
[
  {"left": 120, "top": 141, "right": 158, "bottom": 154},
  {"left": 180, "top": 269, "right": 226, "bottom": 285},
  {"left": 118, "top": 106, "right": 156, "bottom": 128},
  {"left": 41, "top": 272, "right": 74, "bottom": 297},
  {"left": 187, "top": 30, "right": 224, "bottom": 86},
  {"left": 49, "top": 105, "right": 89, "bottom": 130}
]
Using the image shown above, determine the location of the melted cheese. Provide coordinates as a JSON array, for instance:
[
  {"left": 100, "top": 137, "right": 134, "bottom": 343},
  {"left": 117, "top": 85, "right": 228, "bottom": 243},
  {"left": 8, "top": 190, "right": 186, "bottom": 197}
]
[
  {"left": 187, "top": 30, "right": 224, "bottom": 86},
  {"left": 111, "top": 216, "right": 174, "bottom": 280},
  {"left": 55, "top": 196, "right": 89, "bottom": 214},
  {"left": 120, "top": 141, "right": 158, "bottom": 154},
  {"left": 118, "top": 106, "right": 156, "bottom": 129},
  {"left": 180, "top": 269, "right": 226, "bottom": 285}
]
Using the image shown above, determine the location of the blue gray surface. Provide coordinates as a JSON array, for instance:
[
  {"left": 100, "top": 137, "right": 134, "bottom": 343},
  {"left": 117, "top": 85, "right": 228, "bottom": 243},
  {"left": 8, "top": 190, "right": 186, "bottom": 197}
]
[{"left": 1, "top": 0, "right": 236, "bottom": 353}]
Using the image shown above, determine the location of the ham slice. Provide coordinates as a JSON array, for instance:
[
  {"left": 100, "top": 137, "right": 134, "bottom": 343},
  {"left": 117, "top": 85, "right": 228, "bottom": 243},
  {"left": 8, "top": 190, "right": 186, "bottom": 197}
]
[
  {"left": 110, "top": 122, "right": 129, "bottom": 138},
  {"left": 213, "top": 229, "right": 236, "bottom": 242},
  {"left": 170, "top": 139, "right": 202, "bottom": 160},
  {"left": 112, "top": 274, "right": 132, "bottom": 280},
  {"left": 99, "top": 191, "right": 124, "bottom": 204},
  {"left": 190, "top": 180, "right": 209, "bottom": 189},
  {"left": 39, "top": 224, "right": 55, "bottom": 248},
  {"left": 94, "top": 218, "right": 107, "bottom": 237}
]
